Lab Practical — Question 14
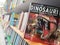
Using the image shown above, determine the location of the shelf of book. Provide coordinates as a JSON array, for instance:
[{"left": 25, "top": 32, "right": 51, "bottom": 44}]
[
  {"left": 10, "top": 25, "right": 48, "bottom": 45},
  {"left": 10, "top": 25, "right": 24, "bottom": 38}
]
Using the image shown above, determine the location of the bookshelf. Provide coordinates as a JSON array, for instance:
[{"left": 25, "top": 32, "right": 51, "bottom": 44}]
[
  {"left": 10, "top": 25, "right": 48, "bottom": 45},
  {"left": 3, "top": 0, "right": 60, "bottom": 45}
]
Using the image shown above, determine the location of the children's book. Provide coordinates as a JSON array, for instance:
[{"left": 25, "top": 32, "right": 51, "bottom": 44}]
[{"left": 24, "top": 3, "right": 60, "bottom": 45}]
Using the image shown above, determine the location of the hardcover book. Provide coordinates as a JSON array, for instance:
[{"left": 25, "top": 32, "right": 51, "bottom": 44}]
[{"left": 24, "top": 3, "right": 60, "bottom": 45}]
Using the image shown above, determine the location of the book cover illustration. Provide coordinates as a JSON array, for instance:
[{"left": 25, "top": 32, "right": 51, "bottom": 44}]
[{"left": 24, "top": 13, "right": 46, "bottom": 43}]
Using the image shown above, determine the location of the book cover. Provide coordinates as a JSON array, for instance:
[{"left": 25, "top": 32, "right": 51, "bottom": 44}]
[
  {"left": 10, "top": 12, "right": 20, "bottom": 27},
  {"left": 24, "top": 3, "right": 60, "bottom": 45}
]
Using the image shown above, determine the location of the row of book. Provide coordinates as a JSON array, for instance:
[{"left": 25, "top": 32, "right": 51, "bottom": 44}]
[{"left": 4, "top": 12, "right": 29, "bottom": 45}]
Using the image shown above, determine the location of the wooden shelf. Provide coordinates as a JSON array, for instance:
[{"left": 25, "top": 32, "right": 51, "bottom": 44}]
[
  {"left": 10, "top": 25, "right": 48, "bottom": 45},
  {"left": 10, "top": 26, "right": 24, "bottom": 38}
]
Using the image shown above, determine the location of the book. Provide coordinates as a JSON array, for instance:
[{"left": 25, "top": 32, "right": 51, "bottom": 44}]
[
  {"left": 21, "top": 39, "right": 29, "bottom": 45},
  {"left": 11, "top": 0, "right": 17, "bottom": 9},
  {"left": 14, "top": 35, "right": 21, "bottom": 45},
  {"left": 20, "top": 12, "right": 29, "bottom": 32},
  {"left": 10, "top": 31, "right": 16, "bottom": 44},
  {"left": 6, "top": 26, "right": 13, "bottom": 36},
  {"left": 10, "top": 12, "right": 20, "bottom": 27},
  {"left": 2, "top": 15, "right": 10, "bottom": 30},
  {"left": 18, "top": 36, "right": 23, "bottom": 45},
  {"left": 24, "top": 3, "right": 59, "bottom": 45},
  {"left": 18, "top": 12, "right": 24, "bottom": 29},
  {"left": 4, "top": 15, "right": 10, "bottom": 22}
]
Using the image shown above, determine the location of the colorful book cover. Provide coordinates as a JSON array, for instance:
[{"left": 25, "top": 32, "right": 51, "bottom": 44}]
[
  {"left": 10, "top": 12, "right": 20, "bottom": 27},
  {"left": 24, "top": 3, "right": 60, "bottom": 45}
]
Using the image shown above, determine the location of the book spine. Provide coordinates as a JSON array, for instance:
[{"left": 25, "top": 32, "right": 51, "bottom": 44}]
[
  {"left": 10, "top": 31, "right": 16, "bottom": 44},
  {"left": 14, "top": 35, "right": 20, "bottom": 45},
  {"left": 13, "top": 33, "right": 18, "bottom": 45},
  {"left": 18, "top": 12, "right": 24, "bottom": 29},
  {"left": 18, "top": 36, "right": 23, "bottom": 45}
]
